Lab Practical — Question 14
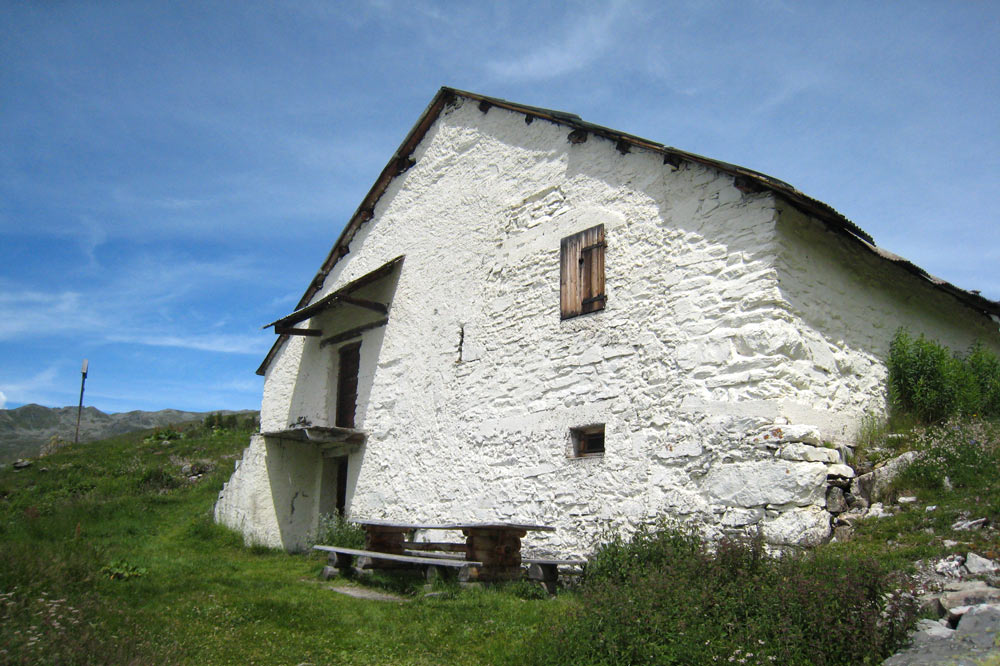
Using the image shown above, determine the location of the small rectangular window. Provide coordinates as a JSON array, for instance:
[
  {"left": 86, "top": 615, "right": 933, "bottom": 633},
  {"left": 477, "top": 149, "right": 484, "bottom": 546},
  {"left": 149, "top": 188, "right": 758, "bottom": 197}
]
[
  {"left": 571, "top": 424, "right": 605, "bottom": 457},
  {"left": 560, "top": 224, "right": 606, "bottom": 319}
]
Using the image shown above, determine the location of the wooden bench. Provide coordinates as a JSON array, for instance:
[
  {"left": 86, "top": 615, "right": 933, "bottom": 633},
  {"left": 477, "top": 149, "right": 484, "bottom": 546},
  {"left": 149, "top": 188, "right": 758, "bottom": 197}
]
[
  {"left": 314, "top": 545, "right": 484, "bottom": 582},
  {"left": 523, "top": 557, "right": 587, "bottom": 594}
]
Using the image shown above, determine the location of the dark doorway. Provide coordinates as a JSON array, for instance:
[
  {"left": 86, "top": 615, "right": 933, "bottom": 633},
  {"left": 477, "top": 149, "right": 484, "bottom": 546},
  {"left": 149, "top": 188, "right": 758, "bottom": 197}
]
[
  {"left": 336, "top": 342, "right": 361, "bottom": 429},
  {"left": 320, "top": 455, "right": 350, "bottom": 516}
]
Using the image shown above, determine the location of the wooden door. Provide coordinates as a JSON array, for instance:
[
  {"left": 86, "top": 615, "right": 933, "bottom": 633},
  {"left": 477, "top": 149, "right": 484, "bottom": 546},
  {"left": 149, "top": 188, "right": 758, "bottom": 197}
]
[{"left": 336, "top": 342, "right": 361, "bottom": 429}]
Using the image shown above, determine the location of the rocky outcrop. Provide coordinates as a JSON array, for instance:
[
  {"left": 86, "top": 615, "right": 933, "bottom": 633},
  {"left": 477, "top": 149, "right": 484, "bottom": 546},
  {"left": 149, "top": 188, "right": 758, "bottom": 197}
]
[{"left": 883, "top": 554, "right": 1000, "bottom": 665}]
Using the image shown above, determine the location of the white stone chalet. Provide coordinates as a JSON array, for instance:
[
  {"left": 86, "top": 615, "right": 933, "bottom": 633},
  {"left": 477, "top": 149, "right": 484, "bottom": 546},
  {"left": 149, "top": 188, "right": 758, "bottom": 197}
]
[{"left": 215, "top": 88, "right": 1000, "bottom": 555}]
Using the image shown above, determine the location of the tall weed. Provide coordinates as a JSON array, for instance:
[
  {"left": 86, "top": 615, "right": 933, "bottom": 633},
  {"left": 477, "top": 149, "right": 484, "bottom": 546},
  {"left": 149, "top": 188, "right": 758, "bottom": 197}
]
[
  {"left": 532, "top": 524, "right": 917, "bottom": 666},
  {"left": 312, "top": 512, "right": 365, "bottom": 549},
  {"left": 888, "top": 329, "right": 1000, "bottom": 423}
]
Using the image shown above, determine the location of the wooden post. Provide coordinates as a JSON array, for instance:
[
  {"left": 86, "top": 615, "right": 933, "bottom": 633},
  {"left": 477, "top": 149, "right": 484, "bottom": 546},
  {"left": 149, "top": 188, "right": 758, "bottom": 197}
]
[{"left": 74, "top": 359, "right": 88, "bottom": 445}]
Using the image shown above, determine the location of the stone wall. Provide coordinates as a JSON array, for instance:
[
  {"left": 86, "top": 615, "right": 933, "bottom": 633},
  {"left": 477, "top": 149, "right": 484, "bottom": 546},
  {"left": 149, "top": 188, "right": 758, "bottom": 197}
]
[
  {"left": 214, "top": 434, "right": 328, "bottom": 551},
  {"left": 216, "top": 96, "right": 1000, "bottom": 555}
]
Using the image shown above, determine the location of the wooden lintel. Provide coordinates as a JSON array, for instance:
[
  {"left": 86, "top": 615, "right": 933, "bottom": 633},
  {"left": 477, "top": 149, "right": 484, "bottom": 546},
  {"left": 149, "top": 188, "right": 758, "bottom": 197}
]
[
  {"left": 320, "top": 318, "right": 389, "bottom": 348},
  {"left": 275, "top": 327, "right": 322, "bottom": 337},
  {"left": 339, "top": 295, "right": 389, "bottom": 314}
]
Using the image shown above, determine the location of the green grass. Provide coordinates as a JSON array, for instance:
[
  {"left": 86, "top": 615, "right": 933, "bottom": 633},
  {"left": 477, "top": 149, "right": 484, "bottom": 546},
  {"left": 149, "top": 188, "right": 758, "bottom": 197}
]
[
  {"left": 0, "top": 424, "right": 565, "bottom": 665},
  {"left": 3, "top": 407, "right": 997, "bottom": 664},
  {"left": 839, "top": 416, "right": 1000, "bottom": 570}
]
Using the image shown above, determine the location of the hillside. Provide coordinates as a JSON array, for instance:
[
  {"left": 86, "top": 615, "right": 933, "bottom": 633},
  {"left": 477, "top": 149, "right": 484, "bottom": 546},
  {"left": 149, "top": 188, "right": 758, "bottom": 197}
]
[
  {"left": 0, "top": 404, "right": 258, "bottom": 463},
  {"left": 0, "top": 415, "right": 997, "bottom": 663},
  {"left": 0, "top": 421, "right": 554, "bottom": 664}
]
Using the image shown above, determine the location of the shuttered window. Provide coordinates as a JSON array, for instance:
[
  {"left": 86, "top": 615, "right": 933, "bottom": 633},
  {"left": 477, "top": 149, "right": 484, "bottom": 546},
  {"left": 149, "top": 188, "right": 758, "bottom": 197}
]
[{"left": 560, "top": 224, "right": 606, "bottom": 319}]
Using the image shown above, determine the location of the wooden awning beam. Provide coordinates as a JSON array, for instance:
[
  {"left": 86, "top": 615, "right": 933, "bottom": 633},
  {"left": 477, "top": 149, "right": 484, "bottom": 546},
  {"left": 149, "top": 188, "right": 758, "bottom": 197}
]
[
  {"left": 338, "top": 295, "right": 389, "bottom": 314},
  {"left": 275, "top": 327, "right": 322, "bottom": 337},
  {"left": 320, "top": 318, "right": 389, "bottom": 348},
  {"left": 262, "top": 256, "right": 402, "bottom": 331}
]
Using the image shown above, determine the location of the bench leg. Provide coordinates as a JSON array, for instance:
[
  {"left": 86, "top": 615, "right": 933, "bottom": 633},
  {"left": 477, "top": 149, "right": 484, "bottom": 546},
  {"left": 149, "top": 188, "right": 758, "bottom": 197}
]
[
  {"left": 330, "top": 551, "right": 356, "bottom": 577},
  {"left": 527, "top": 563, "right": 559, "bottom": 595},
  {"left": 424, "top": 564, "right": 454, "bottom": 583}
]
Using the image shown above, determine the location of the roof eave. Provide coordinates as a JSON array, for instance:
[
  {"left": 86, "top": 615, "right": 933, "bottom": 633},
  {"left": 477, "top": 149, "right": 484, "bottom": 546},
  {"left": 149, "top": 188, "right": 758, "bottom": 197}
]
[{"left": 256, "top": 87, "right": 1000, "bottom": 377}]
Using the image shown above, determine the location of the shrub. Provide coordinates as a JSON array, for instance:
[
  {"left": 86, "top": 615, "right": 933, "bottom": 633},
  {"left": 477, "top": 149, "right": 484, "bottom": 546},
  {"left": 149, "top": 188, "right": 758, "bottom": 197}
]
[
  {"left": 888, "top": 329, "right": 1000, "bottom": 423},
  {"left": 135, "top": 467, "right": 181, "bottom": 493},
  {"left": 534, "top": 524, "right": 917, "bottom": 666},
  {"left": 894, "top": 417, "right": 1000, "bottom": 495},
  {"left": 100, "top": 558, "right": 147, "bottom": 580},
  {"left": 312, "top": 513, "right": 365, "bottom": 549},
  {"left": 143, "top": 426, "right": 183, "bottom": 444}
]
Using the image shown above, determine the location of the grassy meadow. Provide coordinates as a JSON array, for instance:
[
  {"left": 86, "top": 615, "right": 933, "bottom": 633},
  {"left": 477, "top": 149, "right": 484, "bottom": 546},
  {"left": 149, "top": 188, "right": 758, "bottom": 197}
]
[
  {"left": 3, "top": 329, "right": 999, "bottom": 665},
  {"left": 0, "top": 423, "right": 564, "bottom": 665}
]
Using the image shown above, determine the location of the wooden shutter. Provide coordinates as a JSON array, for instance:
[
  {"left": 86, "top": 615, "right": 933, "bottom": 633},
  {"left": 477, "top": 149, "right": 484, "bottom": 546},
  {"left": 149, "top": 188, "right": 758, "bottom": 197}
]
[{"left": 560, "top": 224, "right": 606, "bottom": 319}]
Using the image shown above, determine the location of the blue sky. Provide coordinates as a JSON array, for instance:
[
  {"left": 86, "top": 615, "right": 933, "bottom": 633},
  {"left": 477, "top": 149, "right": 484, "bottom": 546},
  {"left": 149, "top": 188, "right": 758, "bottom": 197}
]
[{"left": 2, "top": 1, "right": 998, "bottom": 414}]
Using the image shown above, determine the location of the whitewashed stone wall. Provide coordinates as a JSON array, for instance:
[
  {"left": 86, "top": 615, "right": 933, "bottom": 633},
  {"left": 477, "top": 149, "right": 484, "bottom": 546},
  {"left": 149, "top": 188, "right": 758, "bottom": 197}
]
[
  {"left": 214, "top": 434, "right": 324, "bottom": 550},
  {"left": 215, "top": 97, "right": 1000, "bottom": 555}
]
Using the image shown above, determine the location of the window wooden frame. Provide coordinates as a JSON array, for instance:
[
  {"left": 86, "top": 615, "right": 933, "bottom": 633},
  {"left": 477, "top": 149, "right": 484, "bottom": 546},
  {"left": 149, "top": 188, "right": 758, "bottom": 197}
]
[
  {"left": 560, "top": 224, "right": 606, "bottom": 319},
  {"left": 571, "top": 424, "right": 605, "bottom": 458}
]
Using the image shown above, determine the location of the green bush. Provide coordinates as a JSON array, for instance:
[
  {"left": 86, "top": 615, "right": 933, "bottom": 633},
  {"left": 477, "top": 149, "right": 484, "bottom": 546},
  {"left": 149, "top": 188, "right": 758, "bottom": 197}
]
[
  {"left": 312, "top": 513, "right": 365, "bottom": 549},
  {"left": 135, "top": 467, "right": 181, "bottom": 493},
  {"left": 895, "top": 418, "right": 1000, "bottom": 496},
  {"left": 534, "top": 524, "right": 916, "bottom": 666},
  {"left": 100, "top": 558, "right": 147, "bottom": 580},
  {"left": 888, "top": 329, "right": 1000, "bottom": 423}
]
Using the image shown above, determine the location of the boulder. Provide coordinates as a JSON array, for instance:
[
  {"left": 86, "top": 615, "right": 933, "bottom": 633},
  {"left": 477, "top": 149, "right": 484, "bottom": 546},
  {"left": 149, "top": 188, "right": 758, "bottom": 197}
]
[
  {"left": 702, "top": 460, "right": 828, "bottom": 508},
  {"left": 826, "top": 486, "right": 848, "bottom": 514},
  {"left": 826, "top": 464, "right": 855, "bottom": 479},
  {"left": 953, "top": 604, "right": 1000, "bottom": 649},
  {"left": 938, "top": 581, "right": 1000, "bottom": 615},
  {"left": 853, "top": 451, "right": 920, "bottom": 503},
  {"left": 778, "top": 443, "right": 840, "bottom": 464},
  {"left": 964, "top": 552, "right": 998, "bottom": 576},
  {"left": 761, "top": 506, "right": 831, "bottom": 547},
  {"left": 748, "top": 424, "right": 821, "bottom": 447}
]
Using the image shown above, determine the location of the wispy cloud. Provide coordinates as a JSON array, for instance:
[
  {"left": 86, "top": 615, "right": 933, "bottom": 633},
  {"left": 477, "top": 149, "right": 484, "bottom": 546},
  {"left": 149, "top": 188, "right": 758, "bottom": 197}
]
[
  {"left": 0, "top": 390, "right": 6, "bottom": 409},
  {"left": 485, "top": 2, "right": 627, "bottom": 82},
  {"left": 0, "top": 252, "right": 272, "bottom": 354},
  {"left": 78, "top": 215, "right": 108, "bottom": 267},
  {"left": 106, "top": 332, "right": 270, "bottom": 355},
  {"left": 0, "top": 366, "right": 61, "bottom": 406}
]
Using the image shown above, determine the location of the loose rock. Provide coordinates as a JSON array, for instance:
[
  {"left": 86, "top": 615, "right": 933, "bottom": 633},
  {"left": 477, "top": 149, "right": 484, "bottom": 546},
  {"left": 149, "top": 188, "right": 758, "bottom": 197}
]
[
  {"left": 952, "top": 518, "right": 988, "bottom": 531},
  {"left": 964, "top": 552, "right": 998, "bottom": 576},
  {"left": 826, "top": 486, "right": 848, "bottom": 513}
]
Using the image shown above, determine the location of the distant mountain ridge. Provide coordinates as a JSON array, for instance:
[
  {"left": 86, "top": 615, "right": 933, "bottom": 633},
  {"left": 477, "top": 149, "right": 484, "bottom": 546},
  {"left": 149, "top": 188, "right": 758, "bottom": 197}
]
[{"left": 0, "top": 404, "right": 257, "bottom": 463}]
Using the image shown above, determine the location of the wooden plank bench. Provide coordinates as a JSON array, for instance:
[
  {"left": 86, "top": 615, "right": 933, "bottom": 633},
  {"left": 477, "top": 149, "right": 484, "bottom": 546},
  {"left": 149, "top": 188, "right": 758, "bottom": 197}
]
[
  {"left": 314, "top": 545, "right": 484, "bottom": 582},
  {"left": 523, "top": 557, "right": 587, "bottom": 594}
]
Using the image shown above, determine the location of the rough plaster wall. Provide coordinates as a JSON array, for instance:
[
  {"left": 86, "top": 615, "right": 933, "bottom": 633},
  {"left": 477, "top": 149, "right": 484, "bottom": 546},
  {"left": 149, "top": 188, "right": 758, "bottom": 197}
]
[
  {"left": 774, "top": 202, "right": 1000, "bottom": 438},
  {"left": 219, "top": 97, "right": 1000, "bottom": 556},
  {"left": 214, "top": 434, "right": 323, "bottom": 551}
]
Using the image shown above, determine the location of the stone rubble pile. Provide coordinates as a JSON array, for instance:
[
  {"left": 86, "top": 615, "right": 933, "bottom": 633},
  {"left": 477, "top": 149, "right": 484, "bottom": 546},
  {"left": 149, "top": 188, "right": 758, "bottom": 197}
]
[
  {"left": 178, "top": 460, "right": 215, "bottom": 484},
  {"left": 883, "top": 553, "right": 1000, "bottom": 665}
]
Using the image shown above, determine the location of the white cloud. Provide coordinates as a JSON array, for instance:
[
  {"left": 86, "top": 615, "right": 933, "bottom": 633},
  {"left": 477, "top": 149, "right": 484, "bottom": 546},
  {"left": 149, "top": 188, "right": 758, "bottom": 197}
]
[
  {"left": 485, "top": 2, "right": 627, "bottom": 82},
  {"left": 0, "top": 366, "right": 61, "bottom": 407},
  {"left": 106, "top": 332, "right": 271, "bottom": 355},
  {"left": 0, "top": 390, "right": 6, "bottom": 409},
  {"left": 0, "top": 252, "right": 272, "bottom": 353}
]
